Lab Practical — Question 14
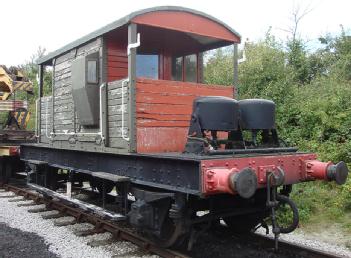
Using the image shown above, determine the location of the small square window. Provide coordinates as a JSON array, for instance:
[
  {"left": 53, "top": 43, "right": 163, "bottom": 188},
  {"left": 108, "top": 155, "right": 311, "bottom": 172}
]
[
  {"left": 185, "top": 54, "right": 197, "bottom": 82},
  {"left": 136, "top": 54, "right": 159, "bottom": 79},
  {"left": 171, "top": 56, "right": 183, "bottom": 81},
  {"left": 87, "top": 60, "right": 98, "bottom": 84}
]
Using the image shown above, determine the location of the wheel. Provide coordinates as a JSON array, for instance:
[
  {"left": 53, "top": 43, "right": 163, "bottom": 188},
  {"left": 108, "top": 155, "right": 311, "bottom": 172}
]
[
  {"left": 149, "top": 216, "right": 185, "bottom": 248},
  {"left": 0, "top": 159, "right": 13, "bottom": 185},
  {"left": 5, "top": 162, "right": 12, "bottom": 183},
  {"left": 217, "top": 190, "right": 268, "bottom": 233},
  {"left": 45, "top": 167, "right": 59, "bottom": 191},
  {"left": 223, "top": 213, "right": 265, "bottom": 233},
  {"left": 130, "top": 192, "right": 188, "bottom": 248},
  {"left": 89, "top": 180, "right": 114, "bottom": 194},
  {"left": 0, "top": 159, "right": 6, "bottom": 185}
]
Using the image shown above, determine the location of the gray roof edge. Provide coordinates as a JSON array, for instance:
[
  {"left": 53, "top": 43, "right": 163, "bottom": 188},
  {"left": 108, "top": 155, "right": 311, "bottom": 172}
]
[{"left": 37, "top": 6, "right": 241, "bottom": 65}]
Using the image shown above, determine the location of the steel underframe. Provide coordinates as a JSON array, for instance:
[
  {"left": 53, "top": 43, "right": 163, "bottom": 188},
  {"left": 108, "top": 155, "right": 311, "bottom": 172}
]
[{"left": 20, "top": 145, "right": 202, "bottom": 195}]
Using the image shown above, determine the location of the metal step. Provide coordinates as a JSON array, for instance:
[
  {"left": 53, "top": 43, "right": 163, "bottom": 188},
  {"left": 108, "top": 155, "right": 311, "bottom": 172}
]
[{"left": 91, "top": 172, "right": 130, "bottom": 182}]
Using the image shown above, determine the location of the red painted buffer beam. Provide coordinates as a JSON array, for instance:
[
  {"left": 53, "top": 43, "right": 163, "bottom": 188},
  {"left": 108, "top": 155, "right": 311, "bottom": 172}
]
[{"left": 201, "top": 153, "right": 349, "bottom": 197}]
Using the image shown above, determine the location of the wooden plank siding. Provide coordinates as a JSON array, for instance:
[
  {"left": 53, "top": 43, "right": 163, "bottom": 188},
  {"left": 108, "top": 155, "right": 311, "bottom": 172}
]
[
  {"left": 107, "top": 79, "right": 130, "bottom": 149},
  {"left": 106, "top": 34, "right": 128, "bottom": 82},
  {"left": 38, "top": 36, "right": 234, "bottom": 154},
  {"left": 135, "top": 78, "right": 234, "bottom": 153},
  {"left": 39, "top": 37, "right": 103, "bottom": 144},
  {"left": 39, "top": 96, "right": 52, "bottom": 143}
]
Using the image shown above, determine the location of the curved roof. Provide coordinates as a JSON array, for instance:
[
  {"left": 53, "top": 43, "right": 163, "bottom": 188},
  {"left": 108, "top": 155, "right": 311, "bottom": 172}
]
[{"left": 37, "top": 6, "right": 241, "bottom": 65}]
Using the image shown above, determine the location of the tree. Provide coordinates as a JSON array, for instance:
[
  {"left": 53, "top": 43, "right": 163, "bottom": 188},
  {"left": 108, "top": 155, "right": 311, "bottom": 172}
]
[
  {"left": 20, "top": 46, "right": 52, "bottom": 99},
  {"left": 284, "top": 4, "right": 313, "bottom": 85},
  {"left": 13, "top": 47, "right": 52, "bottom": 130},
  {"left": 238, "top": 33, "right": 292, "bottom": 105},
  {"left": 203, "top": 47, "right": 234, "bottom": 86}
]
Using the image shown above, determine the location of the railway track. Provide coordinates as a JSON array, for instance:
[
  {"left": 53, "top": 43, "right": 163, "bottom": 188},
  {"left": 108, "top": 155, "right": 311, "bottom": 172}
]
[
  {"left": 0, "top": 183, "right": 188, "bottom": 258},
  {"left": 0, "top": 183, "right": 345, "bottom": 258},
  {"left": 246, "top": 232, "right": 344, "bottom": 258}
]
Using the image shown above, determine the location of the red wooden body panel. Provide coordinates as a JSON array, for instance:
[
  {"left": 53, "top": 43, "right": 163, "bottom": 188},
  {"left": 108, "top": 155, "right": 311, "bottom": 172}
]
[
  {"left": 201, "top": 153, "right": 318, "bottom": 195},
  {"left": 136, "top": 78, "right": 234, "bottom": 153},
  {"left": 137, "top": 127, "right": 188, "bottom": 153},
  {"left": 132, "top": 11, "right": 240, "bottom": 43},
  {"left": 106, "top": 32, "right": 128, "bottom": 82}
]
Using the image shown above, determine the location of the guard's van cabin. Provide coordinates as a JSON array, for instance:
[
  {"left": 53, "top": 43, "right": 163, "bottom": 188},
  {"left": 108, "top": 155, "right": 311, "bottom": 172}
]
[{"left": 37, "top": 6, "right": 241, "bottom": 154}]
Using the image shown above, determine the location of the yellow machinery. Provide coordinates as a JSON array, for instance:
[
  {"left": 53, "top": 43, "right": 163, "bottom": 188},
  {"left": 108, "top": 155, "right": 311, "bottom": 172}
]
[
  {"left": 0, "top": 65, "right": 35, "bottom": 149},
  {"left": 0, "top": 66, "right": 33, "bottom": 129},
  {"left": 0, "top": 66, "right": 35, "bottom": 185}
]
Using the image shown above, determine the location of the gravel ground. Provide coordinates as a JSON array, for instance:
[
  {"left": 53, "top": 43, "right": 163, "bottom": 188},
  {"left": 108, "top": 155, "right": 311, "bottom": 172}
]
[
  {"left": 1, "top": 189, "right": 350, "bottom": 258},
  {"left": 0, "top": 191, "right": 157, "bottom": 258},
  {"left": 0, "top": 222, "right": 58, "bottom": 258},
  {"left": 256, "top": 227, "right": 351, "bottom": 257}
]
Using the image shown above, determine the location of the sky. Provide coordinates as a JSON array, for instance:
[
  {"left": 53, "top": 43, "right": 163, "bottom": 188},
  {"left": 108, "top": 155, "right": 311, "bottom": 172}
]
[{"left": 0, "top": 0, "right": 350, "bottom": 66}]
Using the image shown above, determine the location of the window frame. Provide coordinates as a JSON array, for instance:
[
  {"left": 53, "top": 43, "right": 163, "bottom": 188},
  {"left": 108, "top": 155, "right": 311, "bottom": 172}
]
[
  {"left": 171, "top": 53, "right": 199, "bottom": 83},
  {"left": 184, "top": 54, "right": 197, "bottom": 83},
  {"left": 86, "top": 59, "right": 99, "bottom": 84},
  {"left": 136, "top": 53, "right": 160, "bottom": 80}
]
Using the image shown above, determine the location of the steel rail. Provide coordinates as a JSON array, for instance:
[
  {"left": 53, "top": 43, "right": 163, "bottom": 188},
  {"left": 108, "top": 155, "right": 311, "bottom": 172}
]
[
  {"left": 251, "top": 233, "right": 343, "bottom": 258},
  {"left": 210, "top": 223, "right": 344, "bottom": 258},
  {"left": 2, "top": 184, "right": 188, "bottom": 258},
  {"left": 2, "top": 183, "right": 344, "bottom": 258}
]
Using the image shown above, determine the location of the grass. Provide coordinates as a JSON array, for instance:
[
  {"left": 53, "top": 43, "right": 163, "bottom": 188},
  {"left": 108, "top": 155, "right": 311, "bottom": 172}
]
[{"left": 288, "top": 178, "right": 351, "bottom": 235}]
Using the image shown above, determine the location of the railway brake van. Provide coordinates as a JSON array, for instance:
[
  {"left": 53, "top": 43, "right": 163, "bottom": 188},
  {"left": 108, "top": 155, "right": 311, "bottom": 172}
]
[{"left": 22, "top": 6, "right": 348, "bottom": 248}]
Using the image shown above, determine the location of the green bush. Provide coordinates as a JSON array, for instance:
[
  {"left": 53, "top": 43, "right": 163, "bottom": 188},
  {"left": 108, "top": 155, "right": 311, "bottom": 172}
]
[{"left": 204, "top": 29, "right": 351, "bottom": 226}]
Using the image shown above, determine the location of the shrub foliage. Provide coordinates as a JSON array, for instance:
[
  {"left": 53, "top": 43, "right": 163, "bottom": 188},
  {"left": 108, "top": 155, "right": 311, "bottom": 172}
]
[{"left": 204, "top": 28, "right": 351, "bottom": 223}]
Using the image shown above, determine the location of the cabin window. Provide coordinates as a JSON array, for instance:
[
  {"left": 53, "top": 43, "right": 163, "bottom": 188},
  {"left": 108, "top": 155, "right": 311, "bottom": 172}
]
[
  {"left": 136, "top": 54, "right": 159, "bottom": 79},
  {"left": 171, "top": 56, "right": 183, "bottom": 81},
  {"left": 185, "top": 54, "right": 197, "bottom": 82},
  {"left": 171, "top": 54, "right": 198, "bottom": 82},
  {"left": 87, "top": 60, "right": 98, "bottom": 84}
]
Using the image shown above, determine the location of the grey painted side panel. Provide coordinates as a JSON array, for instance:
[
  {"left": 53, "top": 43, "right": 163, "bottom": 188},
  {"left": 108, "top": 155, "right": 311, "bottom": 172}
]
[
  {"left": 39, "top": 38, "right": 102, "bottom": 144},
  {"left": 233, "top": 43, "right": 238, "bottom": 98},
  {"left": 128, "top": 24, "right": 137, "bottom": 152},
  {"left": 52, "top": 38, "right": 102, "bottom": 136},
  {"left": 40, "top": 96, "right": 52, "bottom": 143},
  {"left": 39, "top": 37, "right": 130, "bottom": 153},
  {"left": 107, "top": 79, "right": 130, "bottom": 150},
  {"left": 71, "top": 52, "right": 100, "bottom": 126}
]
